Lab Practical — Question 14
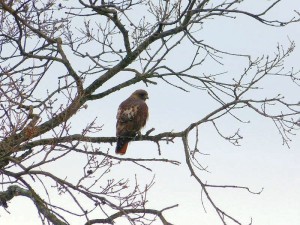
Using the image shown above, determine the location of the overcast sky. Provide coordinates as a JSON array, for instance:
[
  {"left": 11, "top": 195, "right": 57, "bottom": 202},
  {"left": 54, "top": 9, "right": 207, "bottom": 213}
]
[{"left": 1, "top": 1, "right": 300, "bottom": 225}]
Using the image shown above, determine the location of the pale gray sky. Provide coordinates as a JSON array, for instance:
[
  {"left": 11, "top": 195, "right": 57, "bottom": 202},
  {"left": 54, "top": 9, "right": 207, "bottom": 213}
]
[{"left": 1, "top": 1, "right": 300, "bottom": 225}]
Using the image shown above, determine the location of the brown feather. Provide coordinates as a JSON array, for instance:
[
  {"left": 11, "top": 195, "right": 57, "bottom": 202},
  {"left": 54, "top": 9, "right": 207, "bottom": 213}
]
[
  {"left": 115, "top": 138, "right": 129, "bottom": 155},
  {"left": 115, "top": 90, "right": 149, "bottom": 154}
]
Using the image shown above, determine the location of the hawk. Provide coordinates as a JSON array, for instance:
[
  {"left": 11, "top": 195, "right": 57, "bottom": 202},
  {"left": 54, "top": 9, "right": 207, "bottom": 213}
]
[{"left": 115, "top": 89, "right": 149, "bottom": 155}]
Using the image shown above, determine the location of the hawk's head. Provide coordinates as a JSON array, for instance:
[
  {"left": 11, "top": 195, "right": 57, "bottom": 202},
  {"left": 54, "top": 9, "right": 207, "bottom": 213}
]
[{"left": 132, "top": 89, "right": 149, "bottom": 101}]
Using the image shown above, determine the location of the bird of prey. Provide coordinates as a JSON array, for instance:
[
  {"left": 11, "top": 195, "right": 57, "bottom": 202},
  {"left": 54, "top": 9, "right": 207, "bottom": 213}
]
[{"left": 115, "top": 89, "right": 149, "bottom": 155}]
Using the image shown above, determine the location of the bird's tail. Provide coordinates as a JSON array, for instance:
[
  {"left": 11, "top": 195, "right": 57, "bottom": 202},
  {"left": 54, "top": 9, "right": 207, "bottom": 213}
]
[{"left": 115, "top": 137, "right": 131, "bottom": 155}]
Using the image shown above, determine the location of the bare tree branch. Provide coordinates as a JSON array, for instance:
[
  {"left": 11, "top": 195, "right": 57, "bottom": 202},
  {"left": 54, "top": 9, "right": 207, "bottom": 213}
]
[{"left": 0, "top": 0, "right": 299, "bottom": 224}]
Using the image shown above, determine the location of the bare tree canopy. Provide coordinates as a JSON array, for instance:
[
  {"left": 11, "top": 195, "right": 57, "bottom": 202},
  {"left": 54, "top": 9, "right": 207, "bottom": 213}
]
[{"left": 0, "top": 0, "right": 300, "bottom": 225}]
